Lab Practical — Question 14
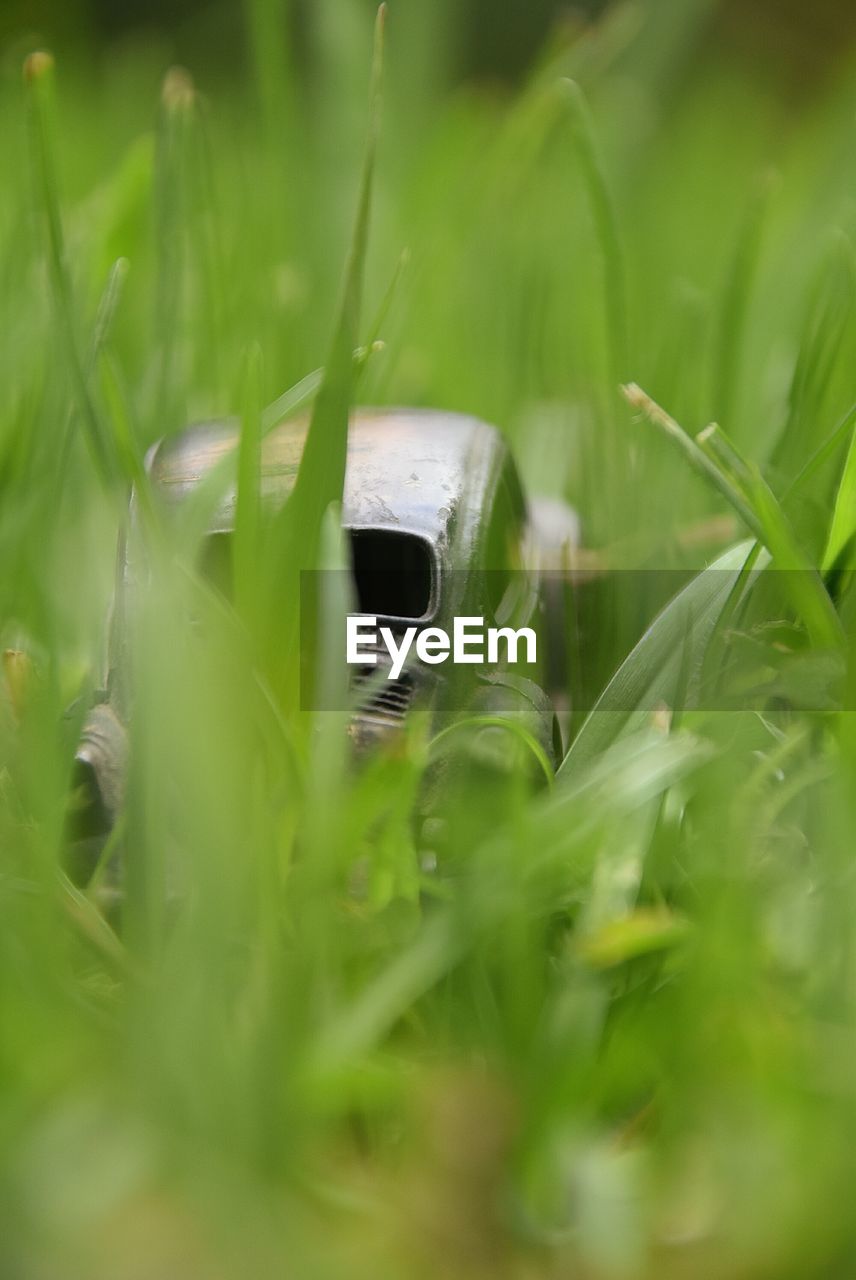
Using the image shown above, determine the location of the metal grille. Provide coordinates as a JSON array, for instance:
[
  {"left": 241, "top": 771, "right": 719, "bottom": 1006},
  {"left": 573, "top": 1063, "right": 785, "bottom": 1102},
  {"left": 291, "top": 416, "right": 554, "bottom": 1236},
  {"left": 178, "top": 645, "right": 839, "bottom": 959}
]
[{"left": 352, "top": 666, "right": 415, "bottom": 722}]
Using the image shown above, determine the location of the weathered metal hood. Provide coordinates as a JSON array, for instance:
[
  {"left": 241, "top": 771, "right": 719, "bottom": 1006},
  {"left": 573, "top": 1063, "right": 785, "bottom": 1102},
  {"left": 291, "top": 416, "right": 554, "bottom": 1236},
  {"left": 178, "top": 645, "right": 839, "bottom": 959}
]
[{"left": 147, "top": 407, "right": 504, "bottom": 549}]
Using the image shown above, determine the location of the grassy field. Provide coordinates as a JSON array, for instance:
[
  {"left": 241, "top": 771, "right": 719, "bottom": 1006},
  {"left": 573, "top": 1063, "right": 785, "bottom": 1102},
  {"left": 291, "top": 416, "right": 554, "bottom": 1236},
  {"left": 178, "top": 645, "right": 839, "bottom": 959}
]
[{"left": 4, "top": 1, "right": 856, "bottom": 1275}]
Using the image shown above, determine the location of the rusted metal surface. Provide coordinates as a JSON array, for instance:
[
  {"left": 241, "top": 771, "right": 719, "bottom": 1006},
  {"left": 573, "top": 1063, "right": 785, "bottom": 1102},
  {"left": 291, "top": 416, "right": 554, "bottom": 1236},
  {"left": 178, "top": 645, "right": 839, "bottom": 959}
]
[
  {"left": 74, "top": 702, "right": 128, "bottom": 820},
  {"left": 145, "top": 407, "right": 568, "bottom": 762},
  {"left": 148, "top": 408, "right": 507, "bottom": 566}
]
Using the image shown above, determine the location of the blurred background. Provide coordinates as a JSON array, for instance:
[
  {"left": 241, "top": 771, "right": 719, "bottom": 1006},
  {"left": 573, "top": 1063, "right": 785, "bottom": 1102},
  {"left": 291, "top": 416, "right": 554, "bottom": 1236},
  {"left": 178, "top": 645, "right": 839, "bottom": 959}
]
[{"left": 5, "top": 0, "right": 856, "bottom": 90}]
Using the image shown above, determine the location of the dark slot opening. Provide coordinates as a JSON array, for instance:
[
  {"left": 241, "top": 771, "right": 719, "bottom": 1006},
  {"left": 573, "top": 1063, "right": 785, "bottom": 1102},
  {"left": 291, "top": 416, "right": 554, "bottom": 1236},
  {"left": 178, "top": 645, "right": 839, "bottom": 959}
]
[
  {"left": 350, "top": 530, "right": 433, "bottom": 619},
  {"left": 199, "top": 532, "right": 233, "bottom": 600},
  {"left": 68, "top": 759, "right": 112, "bottom": 842}
]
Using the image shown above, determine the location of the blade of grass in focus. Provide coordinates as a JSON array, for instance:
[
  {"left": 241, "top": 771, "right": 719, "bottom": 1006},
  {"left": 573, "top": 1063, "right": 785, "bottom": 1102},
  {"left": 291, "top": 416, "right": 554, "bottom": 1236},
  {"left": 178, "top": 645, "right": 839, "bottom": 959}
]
[
  {"left": 262, "top": 3, "right": 386, "bottom": 707},
  {"left": 697, "top": 421, "right": 844, "bottom": 648},
  {"left": 558, "top": 540, "right": 759, "bottom": 774},
  {"left": 769, "top": 233, "right": 856, "bottom": 490},
  {"left": 823, "top": 413, "right": 856, "bottom": 573},
  {"left": 627, "top": 384, "right": 843, "bottom": 650}
]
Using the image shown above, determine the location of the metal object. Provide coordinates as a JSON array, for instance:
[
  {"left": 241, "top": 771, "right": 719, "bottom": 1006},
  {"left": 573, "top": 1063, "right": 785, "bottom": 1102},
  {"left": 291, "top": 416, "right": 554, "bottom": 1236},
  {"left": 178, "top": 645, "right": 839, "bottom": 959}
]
[{"left": 73, "top": 407, "right": 577, "bottom": 854}]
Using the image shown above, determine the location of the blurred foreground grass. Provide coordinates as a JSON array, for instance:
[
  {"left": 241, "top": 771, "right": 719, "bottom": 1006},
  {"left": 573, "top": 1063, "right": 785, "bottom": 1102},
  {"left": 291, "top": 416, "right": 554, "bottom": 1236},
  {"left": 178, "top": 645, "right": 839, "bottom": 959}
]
[{"left": 4, "top": 1, "right": 856, "bottom": 1276}]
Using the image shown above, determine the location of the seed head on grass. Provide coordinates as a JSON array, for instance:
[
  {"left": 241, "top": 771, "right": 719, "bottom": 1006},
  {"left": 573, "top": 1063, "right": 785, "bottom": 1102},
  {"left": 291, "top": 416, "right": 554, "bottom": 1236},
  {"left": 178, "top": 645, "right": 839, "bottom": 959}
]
[
  {"left": 161, "top": 65, "right": 196, "bottom": 114},
  {"left": 23, "top": 49, "right": 54, "bottom": 84}
]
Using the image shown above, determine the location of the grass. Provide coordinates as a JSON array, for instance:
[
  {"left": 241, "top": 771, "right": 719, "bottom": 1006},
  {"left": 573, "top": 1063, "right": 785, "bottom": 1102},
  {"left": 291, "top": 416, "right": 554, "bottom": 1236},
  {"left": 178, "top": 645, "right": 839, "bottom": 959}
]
[{"left": 4, "top": 1, "right": 856, "bottom": 1275}]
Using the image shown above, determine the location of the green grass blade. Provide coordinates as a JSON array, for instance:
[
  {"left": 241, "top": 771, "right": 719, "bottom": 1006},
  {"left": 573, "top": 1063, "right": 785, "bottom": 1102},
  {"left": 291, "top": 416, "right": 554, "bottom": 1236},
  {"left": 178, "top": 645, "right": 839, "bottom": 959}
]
[
  {"left": 558, "top": 540, "right": 759, "bottom": 775},
  {"left": 558, "top": 77, "right": 628, "bottom": 389},
  {"left": 233, "top": 343, "right": 263, "bottom": 620},
  {"left": 712, "top": 171, "right": 775, "bottom": 428},
  {"left": 768, "top": 232, "right": 856, "bottom": 486},
  {"left": 697, "top": 422, "right": 844, "bottom": 649},
  {"left": 262, "top": 366, "right": 326, "bottom": 432},
  {"left": 281, "top": 4, "right": 385, "bottom": 540},
  {"left": 24, "top": 52, "right": 117, "bottom": 489},
  {"left": 782, "top": 400, "right": 856, "bottom": 506},
  {"left": 54, "top": 255, "right": 130, "bottom": 489},
  {"left": 429, "top": 716, "right": 555, "bottom": 789},
  {"left": 624, "top": 383, "right": 762, "bottom": 533},
  {"left": 153, "top": 66, "right": 197, "bottom": 436},
  {"left": 244, "top": 0, "right": 296, "bottom": 139},
  {"left": 313, "top": 729, "right": 712, "bottom": 1070},
  {"left": 303, "top": 504, "right": 353, "bottom": 862},
  {"left": 158, "top": 342, "right": 384, "bottom": 577},
  {"left": 262, "top": 4, "right": 386, "bottom": 701},
  {"left": 261, "top": 340, "right": 383, "bottom": 433},
  {"left": 823, "top": 414, "right": 856, "bottom": 572},
  {"left": 627, "top": 385, "right": 844, "bottom": 650}
]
